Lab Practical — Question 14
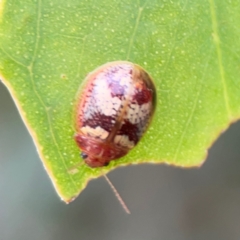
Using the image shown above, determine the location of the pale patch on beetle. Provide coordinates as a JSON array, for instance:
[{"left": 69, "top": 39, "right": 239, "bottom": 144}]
[
  {"left": 126, "top": 102, "right": 152, "bottom": 124},
  {"left": 81, "top": 126, "right": 109, "bottom": 139},
  {"left": 114, "top": 135, "right": 135, "bottom": 148},
  {"left": 83, "top": 79, "right": 122, "bottom": 118},
  {"left": 118, "top": 69, "right": 132, "bottom": 86}
]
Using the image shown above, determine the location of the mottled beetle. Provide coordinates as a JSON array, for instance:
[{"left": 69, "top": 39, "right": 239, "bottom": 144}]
[{"left": 74, "top": 61, "right": 156, "bottom": 168}]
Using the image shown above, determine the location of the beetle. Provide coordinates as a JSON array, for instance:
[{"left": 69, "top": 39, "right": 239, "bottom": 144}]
[{"left": 74, "top": 61, "right": 156, "bottom": 168}]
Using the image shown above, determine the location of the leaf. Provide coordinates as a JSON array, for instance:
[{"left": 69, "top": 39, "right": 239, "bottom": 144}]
[{"left": 0, "top": 0, "right": 240, "bottom": 202}]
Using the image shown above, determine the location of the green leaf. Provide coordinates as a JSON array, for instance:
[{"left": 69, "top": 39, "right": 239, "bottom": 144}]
[{"left": 0, "top": 0, "right": 240, "bottom": 202}]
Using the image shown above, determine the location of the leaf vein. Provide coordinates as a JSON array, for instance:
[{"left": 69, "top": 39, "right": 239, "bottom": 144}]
[
  {"left": 126, "top": 1, "right": 148, "bottom": 60},
  {"left": 0, "top": 46, "right": 27, "bottom": 68},
  {"left": 209, "top": 0, "right": 231, "bottom": 119}
]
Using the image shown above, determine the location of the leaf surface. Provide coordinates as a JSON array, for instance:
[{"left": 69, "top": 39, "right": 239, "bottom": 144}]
[{"left": 0, "top": 0, "right": 240, "bottom": 201}]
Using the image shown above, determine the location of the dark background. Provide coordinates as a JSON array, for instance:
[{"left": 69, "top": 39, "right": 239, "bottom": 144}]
[{"left": 1, "top": 82, "right": 240, "bottom": 240}]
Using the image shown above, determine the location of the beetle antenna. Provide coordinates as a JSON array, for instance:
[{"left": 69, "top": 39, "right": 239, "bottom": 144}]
[
  {"left": 102, "top": 171, "right": 130, "bottom": 214},
  {"left": 68, "top": 162, "right": 84, "bottom": 174}
]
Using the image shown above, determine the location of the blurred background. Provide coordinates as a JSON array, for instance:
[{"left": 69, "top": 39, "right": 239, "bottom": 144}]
[{"left": 1, "top": 81, "right": 240, "bottom": 240}]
